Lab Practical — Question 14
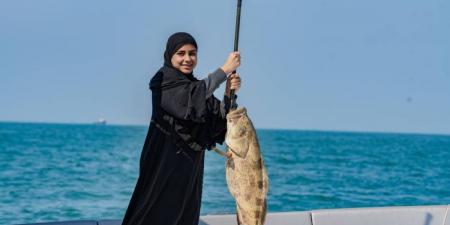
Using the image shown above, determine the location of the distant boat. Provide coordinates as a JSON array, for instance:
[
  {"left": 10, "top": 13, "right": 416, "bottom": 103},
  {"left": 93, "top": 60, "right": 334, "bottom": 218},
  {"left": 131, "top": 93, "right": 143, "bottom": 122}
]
[{"left": 93, "top": 118, "right": 107, "bottom": 125}]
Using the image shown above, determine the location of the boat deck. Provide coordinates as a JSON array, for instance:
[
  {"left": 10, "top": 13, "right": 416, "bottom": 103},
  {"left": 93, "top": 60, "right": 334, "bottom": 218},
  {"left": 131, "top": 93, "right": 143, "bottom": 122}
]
[{"left": 16, "top": 205, "right": 450, "bottom": 225}]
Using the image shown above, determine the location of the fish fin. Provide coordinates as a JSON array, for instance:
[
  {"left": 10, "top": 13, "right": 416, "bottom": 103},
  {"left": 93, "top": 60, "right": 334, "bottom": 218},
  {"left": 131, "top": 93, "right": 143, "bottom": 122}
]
[
  {"left": 212, "top": 146, "right": 228, "bottom": 158},
  {"left": 236, "top": 209, "right": 242, "bottom": 225},
  {"left": 228, "top": 137, "right": 249, "bottom": 158},
  {"left": 261, "top": 199, "right": 267, "bottom": 225},
  {"left": 261, "top": 159, "right": 269, "bottom": 193}
]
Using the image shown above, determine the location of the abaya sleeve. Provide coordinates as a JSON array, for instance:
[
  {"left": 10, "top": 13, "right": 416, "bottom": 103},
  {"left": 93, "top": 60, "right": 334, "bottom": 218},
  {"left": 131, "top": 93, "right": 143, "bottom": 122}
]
[
  {"left": 204, "top": 95, "right": 227, "bottom": 148},
  {"left": 150, "top": 66, "right": 237, "bottom": 150},
  {"left": 203, "top": 94, "right": 238, "bottom": 148}
]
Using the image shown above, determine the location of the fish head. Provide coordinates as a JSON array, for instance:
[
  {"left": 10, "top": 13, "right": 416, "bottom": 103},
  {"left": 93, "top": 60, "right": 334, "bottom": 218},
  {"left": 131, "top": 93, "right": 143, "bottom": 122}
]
[{"left": 226, "top": 107, "right": 251, "bottom": 158}]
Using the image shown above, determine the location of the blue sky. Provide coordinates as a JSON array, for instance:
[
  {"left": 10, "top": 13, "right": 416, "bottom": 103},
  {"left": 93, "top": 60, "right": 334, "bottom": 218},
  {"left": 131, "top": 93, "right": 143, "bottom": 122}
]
[{"left": 1, "top": 0, "right": 449, "bottom": 134}]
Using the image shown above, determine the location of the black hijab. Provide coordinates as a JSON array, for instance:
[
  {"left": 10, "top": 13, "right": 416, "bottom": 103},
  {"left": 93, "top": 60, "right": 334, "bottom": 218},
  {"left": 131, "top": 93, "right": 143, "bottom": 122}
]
[{"left": 163, "top": 32, "right": 198, "bottom": 72}]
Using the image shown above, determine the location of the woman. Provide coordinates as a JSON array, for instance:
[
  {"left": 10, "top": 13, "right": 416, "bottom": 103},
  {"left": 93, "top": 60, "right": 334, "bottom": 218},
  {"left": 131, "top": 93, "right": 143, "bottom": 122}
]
[{"left": 122, "top": 32, "right": 241, "bottom": 225}]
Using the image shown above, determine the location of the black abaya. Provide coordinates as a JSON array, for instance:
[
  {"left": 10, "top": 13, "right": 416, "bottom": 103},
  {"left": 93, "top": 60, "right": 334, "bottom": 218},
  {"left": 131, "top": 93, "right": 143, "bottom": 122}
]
[{"left": 121, "top": 65, "right": 228, "bottom": 225}]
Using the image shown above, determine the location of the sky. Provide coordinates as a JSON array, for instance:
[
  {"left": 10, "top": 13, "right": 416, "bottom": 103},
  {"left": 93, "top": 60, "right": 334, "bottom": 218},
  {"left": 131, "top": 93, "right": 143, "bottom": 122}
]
[{"left": 1, "top": 0, "right": 449, "bottom": 135}]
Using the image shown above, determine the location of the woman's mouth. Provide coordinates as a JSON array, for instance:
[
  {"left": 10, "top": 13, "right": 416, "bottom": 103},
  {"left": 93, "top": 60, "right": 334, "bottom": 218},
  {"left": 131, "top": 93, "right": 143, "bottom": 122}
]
[{"left": 182, "top": 65, "right": 193, "bottom": 70}]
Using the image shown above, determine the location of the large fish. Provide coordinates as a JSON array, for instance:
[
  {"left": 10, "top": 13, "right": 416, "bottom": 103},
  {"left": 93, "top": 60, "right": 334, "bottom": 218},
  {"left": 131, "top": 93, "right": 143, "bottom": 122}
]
[{"left": 215, "top": 107, "right": 269, "bottom": 225}]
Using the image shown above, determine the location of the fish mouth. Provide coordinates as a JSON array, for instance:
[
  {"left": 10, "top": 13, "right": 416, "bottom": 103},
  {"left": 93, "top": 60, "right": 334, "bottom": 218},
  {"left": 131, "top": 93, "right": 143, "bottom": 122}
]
[{"left": 226, "top": 107, "right": 247, "bottom": 120}]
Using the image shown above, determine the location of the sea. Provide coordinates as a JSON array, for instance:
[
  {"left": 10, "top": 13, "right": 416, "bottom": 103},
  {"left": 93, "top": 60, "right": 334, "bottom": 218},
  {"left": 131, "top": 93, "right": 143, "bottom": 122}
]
[{"left": 1, "top": 122, "right": 450, "bottom": 225}]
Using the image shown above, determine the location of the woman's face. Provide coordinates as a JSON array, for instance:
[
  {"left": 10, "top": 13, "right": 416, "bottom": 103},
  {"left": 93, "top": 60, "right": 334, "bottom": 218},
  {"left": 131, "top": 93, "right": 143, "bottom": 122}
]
[{"left": 171, "top": 44, "right": 197, "bottom": 74}]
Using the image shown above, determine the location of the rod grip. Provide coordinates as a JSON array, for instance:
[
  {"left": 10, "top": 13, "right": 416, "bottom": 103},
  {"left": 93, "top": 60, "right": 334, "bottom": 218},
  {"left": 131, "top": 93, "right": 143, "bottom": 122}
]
[{"left": 229, "top": 70, "right": 237, "bottom": 110}]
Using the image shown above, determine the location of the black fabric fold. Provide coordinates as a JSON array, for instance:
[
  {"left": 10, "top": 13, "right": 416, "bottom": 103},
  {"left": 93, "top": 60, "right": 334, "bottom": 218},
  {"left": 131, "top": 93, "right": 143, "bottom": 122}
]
[
  {"left": 150, "top": 66, "right": 227, "bottom": 151},
  {"left": 151, "top": 66, "right": 207, "bottom": 123}
]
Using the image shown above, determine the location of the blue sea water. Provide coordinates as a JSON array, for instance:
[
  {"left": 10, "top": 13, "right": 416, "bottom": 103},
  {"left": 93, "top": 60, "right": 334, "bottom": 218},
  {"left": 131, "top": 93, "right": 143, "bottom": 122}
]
[{"left": 1, "top": 122, "right": 450, "bottom": 225}]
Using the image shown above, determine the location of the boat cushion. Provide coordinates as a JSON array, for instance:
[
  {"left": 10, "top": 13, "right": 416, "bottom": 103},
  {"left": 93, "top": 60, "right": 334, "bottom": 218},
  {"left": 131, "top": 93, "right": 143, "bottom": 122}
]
[
  {"left": 311, "top": 205, "right": 448, "bottom": 225},
  {"left": 200, "top": 211, "right": 312, "bottom": 225}
]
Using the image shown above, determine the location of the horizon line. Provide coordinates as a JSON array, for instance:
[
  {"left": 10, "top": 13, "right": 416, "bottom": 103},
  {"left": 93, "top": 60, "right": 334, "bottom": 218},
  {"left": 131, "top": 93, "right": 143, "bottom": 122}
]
[{"left": 1, "top": 120, "right": 449, "bottom": 137}]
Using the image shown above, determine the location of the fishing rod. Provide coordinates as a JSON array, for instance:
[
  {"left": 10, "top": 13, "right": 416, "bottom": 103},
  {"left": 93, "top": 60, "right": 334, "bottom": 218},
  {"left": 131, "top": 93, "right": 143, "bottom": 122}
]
[
  {"left": 230, "top": 0, "right": 242, "bottom": 110},
  {"left": 212, "top": 0, "right": 242, "bottom": 156}
]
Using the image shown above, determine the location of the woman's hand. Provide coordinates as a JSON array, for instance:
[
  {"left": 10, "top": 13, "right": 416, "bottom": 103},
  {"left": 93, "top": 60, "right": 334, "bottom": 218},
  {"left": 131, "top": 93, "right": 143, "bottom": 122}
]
[
  {"left": 226, "top": 73, "right": 241, "bottom": 96},
  {"left": 221, "top": 52, "right": 241, "bottom": 75}
]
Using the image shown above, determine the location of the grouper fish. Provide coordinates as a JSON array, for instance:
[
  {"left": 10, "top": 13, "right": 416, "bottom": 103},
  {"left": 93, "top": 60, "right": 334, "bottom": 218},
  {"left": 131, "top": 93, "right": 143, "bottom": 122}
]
[{"left": 214, "top": 107, "right": 269, "bottom": 225}]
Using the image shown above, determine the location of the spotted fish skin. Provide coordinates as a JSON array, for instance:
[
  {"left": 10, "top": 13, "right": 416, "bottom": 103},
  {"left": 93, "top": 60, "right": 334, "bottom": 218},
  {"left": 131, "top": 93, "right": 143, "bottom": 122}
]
[{"left": 225, "top": 107, "right": 269, "bottom": 225}]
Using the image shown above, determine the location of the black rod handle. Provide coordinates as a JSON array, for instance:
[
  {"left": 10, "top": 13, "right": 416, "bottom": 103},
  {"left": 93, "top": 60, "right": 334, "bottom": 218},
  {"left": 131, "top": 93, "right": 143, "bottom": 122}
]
[
  {"left": 230, "top": 0, "right": 242, "bottom": 110},
  {"left": 233, "top": 0, "right": 242, "bottom": 52}
]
